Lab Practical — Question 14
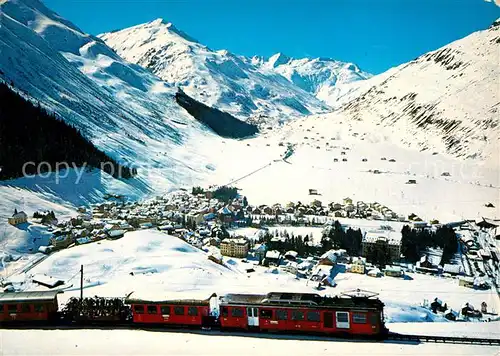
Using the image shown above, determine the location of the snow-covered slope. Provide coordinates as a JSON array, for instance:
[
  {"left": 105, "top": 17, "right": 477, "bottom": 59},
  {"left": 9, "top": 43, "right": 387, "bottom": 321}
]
[
  {"left": 328, "top": 21, "right": 500, "bottom": 162},
  {"left": 98, "top": 20, "right": 369, "bottom": 122},
  {"left": 0, "top": 0, "right": 218, "bottom": 191}
]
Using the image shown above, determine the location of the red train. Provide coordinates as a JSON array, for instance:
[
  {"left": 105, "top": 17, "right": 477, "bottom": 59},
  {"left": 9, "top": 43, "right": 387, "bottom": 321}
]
[{"left": 0, "top": 289, "right": 388, "bottom": 339}]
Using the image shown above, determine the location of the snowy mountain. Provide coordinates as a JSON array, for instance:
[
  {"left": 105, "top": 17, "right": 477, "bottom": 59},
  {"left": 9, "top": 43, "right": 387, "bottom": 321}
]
[
  {"left": 0, "top": 0, "right": 220, "bottom": 192},
  {"left": 324, "top": 20, "right": 500, "bottom": 162},
  {"left": 99, "top": 20, "right": 369, "bottom": 122}
]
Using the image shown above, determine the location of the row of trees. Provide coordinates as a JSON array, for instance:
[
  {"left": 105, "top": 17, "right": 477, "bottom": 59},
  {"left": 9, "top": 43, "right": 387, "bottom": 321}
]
[
  {"left": 33, "top": 210, "right": 57, "bottom": 224},
  {"left": 258, "top": 230, "right": 315, "bottom": 257},
  {"left": 320, "top": 220, "right": 363, "bottom": 256},
  {"left": 0, "top": 83, "right": 136, "bottom": 180},
  {"left": 401, "top": 225, "right": 458, "bottom": 265}
]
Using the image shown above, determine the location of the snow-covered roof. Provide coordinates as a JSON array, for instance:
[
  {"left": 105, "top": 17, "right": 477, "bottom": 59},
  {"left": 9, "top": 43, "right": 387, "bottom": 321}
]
[
  {"left": 266, "top": 250, "right": 280, "bottom": 259},
  {"left": 443, "top": 264, "right": 462, "bottom": 274},
  {"left": 363, "top": 230, "right": 401, "bottom": 245}
]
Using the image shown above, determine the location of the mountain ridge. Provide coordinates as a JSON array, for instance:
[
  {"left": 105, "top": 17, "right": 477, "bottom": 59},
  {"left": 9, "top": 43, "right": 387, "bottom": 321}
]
[{"left": 98, "top": 19, "right": 370, "bottom": 122}]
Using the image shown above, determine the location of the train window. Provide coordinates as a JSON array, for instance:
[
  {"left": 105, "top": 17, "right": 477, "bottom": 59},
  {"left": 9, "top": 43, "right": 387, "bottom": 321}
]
[
  {"left": 188, "top": 307, "right": 198, "bottom": 316},
  {"left": 291, "top": 310, "right": 304, "bottom": 321},
  {"left": 7, "top": 304, "right": 17, "bottom": 313},
  {"left": 231, "top": 308, "right": 244, "bottom": 317},
  {"left": 307, "top": 311, "right": 321, "bottom": 322},
  {"left": 160, "top": 306, "right": 170, "bottom": 315},
  {"left": 276, "top": 310, "right": 288, "bottom": 320},
  {"left": 221, "top": 306, "right": 229, "bottom": 317},
  {"left": 0, "top": 304, "right": 3, "bottom": 312},
  {"left": 134, "top": 305, "right": 144, "bottom": 314},
  {"left": 370, "top": 314, "right": 378, "bottom": 325},
  {"left": 174, "top": 306, "right": 185, "bottom": 315},
  {"left": 353, "top": 313, "right": 367, "bottom": 324},
  {"left": 260, "top": 309, "right": 273, "bottom": 319},
  {"left": 147, "top": 305, "right": 158, "bottom": 314},
  {"left": 34, "top": 304, "right": 44, "bottom": 312},
  {"left": 336, "top": 312, "right": 349, "bottom": 323},
  {"left": 21, "top": 304, "right": 31, "bottom": 313}
]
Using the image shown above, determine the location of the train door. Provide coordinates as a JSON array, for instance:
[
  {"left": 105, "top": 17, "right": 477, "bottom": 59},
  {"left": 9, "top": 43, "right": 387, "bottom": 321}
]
[
  {"left": 247, "top": 307, "right": 259, "bottom": 327},
  {"left": 323, "top": 311, "right": 334, "bottom": 328},
  {"left": 335, "top": 311, "right": 350, "bottom": 329}
]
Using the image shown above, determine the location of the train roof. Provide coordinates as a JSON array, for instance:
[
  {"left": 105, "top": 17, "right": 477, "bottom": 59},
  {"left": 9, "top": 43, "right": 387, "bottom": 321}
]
[
  {"left": 125, "top": 291, "right": 217, "bottom": 306},
  {"left": 220, "top": 291, "right": 384, "bottom": 310},
  {"left": 0, "top": 290, "right": 61, "bottom": 303}
]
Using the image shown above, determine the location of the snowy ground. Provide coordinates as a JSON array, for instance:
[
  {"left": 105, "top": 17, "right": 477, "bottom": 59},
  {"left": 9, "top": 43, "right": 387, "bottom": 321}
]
[
  {"left": 0, "top": 328, "right": 498, "bottom": 356},
  {"left": 12, "top": 229, "right": 499, "bottom": 326}
]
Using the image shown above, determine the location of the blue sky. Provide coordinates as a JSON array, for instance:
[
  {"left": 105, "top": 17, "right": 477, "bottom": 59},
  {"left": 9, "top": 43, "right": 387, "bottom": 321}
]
[{"left": 45, "top": 0, "right": 499, "bottom": 74}]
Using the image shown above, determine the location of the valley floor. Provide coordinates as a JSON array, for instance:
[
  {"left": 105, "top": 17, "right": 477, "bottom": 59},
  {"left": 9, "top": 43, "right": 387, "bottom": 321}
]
[{"left": 1, "top": 327, "right": 498, "bottom": 356}]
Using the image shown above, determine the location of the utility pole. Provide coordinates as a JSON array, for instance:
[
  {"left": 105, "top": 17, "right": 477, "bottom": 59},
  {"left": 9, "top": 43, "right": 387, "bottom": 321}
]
[{"left": 80, "top": 265, "right": 83, "bottom": 301}]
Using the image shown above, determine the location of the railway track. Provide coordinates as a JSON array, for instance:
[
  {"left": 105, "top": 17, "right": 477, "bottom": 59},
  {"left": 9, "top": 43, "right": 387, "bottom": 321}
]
[
  {"left": 387, "top": 332, "right": 500, "bottom": 346},
  {"left": 2, "top": 322, "right": 499, "bottom": 346}
]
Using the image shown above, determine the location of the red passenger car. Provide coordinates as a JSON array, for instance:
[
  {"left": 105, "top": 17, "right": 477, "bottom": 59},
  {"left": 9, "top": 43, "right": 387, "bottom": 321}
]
[
  {"left": 219, "top": 290, "right": 386, "bottom": 338},
  {"left": 125, "top": 291, "right": 217, "bottom": 327},
  {"left": 0, "top": 290, "right": 61, "bottom": 323}
]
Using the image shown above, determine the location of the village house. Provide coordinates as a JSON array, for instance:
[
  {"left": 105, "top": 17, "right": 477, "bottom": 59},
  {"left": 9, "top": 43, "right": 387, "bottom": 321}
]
[
  {"left": 416, "top": 256, "right": 439, "bottom": 274},
  {"left": 220, "top": 238, "right": 249, "bottom": 258},
  {"left": 384, "top": 265, "right": 404, "bottom": 278},
  {"left": 50, "top": 234, "right": 72, "bottom": 249},
  {"left": 265, "top": 250, "right": 281, "bottom": 266},
  {"left": 443, "top": 264, "right": 463, "bottom": 275},
  {"left": 284, "top": 250, "right": 298, "bottom": 261},
  {"left": 252, "top": 243, "right": 267, "bottom": 262},
  {"left": 349, "top": 257, "right": 366, "bottom": 274},
  {"left": 361, "top": 230, "right": 402, "bottom": 262},
  {"left": 319, "top": 250, "right": 338, "bottom": 266},
  {"left": 8, "top": 210, "right": 28, "bottom": 226}
]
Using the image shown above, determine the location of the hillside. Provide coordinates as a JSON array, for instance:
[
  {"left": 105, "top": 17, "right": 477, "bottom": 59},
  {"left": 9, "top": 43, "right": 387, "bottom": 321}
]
[
  {"left": 328, "top": 20, "right": 500, "bottom": 162},
  {"left": 0, "top": 0, "right": 220, "bottom": 192},
  {"left": 175, "top": 90, "right": 259, "bottom": 138},
  {"left": 0, "top": 82, "right": 134, "bottom": 180},
  {"left": 99, "top": 20, "right": 369, "bottom": 122}
]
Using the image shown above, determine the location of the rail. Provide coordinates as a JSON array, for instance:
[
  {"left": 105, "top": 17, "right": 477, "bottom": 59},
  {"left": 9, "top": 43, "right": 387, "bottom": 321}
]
[{"left": 388, "top": 332, "right": 500, "bottom": 346}]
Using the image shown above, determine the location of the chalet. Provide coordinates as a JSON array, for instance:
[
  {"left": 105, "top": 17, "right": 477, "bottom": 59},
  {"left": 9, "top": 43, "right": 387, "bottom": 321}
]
[
  {"left": 406, "top": 179, "right": 417, "bottom": 184},
  {"left": 265, "top": 250, "right": 281, "bottom": 265},
  {"left": 218, "top": 206, "right": 234, "bottom": 225},
  {"left": 8, "top": 211, "right": 27, "bottom": 226},
  {"left": 32, "top": 274, "right": 64, "bottom": 289},
  {"left": 319, "top": 250, "right": 338, "bottom": 266},
  {"left": 252, "top": 244, "right": 267, "bottom": 261},
  {"left": 459, "top": 277, "right": 475, "bottom": 288},
  {"left": 384, "top": 265, "right": 404, "bottom": 278},
  {"left": 416, "top": 256, "right": 439, "bottom": 274},
  {"left": 367, "top": 268, "right": 382, "bottom": 278},
  {"left": 443, "top": 264, "right": 463, "bottom": 275},
  {"left": 284, "top": 250, "right": 298, "bottom": 261},
  {"left": 50, "top": 235, "right": 72, "bottom": 249},
  {"left": 308, "top": 189, "right": 318, "bottom": 195},
  {"left": 107, "top": 229, "right": 126, "bottom": 240},
  {"left": 251, "top": 207, "right": 262, "bottom": 215},
  {"left": 343, "top": 197, "right": 353, "bottom": 205},
  {"left": 349, "top": 257, "right": 366, "bottom": 274},
  {"left": 262, "top": 206, "right": 273, "bottom": 215},
  {"left": 329, "top": 203, "right": 342, "bottom": 211}
]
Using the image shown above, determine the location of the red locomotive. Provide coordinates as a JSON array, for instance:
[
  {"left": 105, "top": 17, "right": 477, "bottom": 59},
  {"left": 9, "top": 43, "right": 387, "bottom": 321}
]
[
  {"left": 219, "top": 291, "right": 386, "bottom": 337},
  {"left": 0, "top": 289, "right": 388, "bottom": 339}
]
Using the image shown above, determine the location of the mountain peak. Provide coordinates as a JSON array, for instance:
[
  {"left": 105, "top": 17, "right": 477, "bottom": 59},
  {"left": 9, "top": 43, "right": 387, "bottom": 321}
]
[
  {"left": 268, "top": 52, "right": 291, "bottom": 68},
  {"left": 149, "top": 18, "right": 169, "bottom": 26}
]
